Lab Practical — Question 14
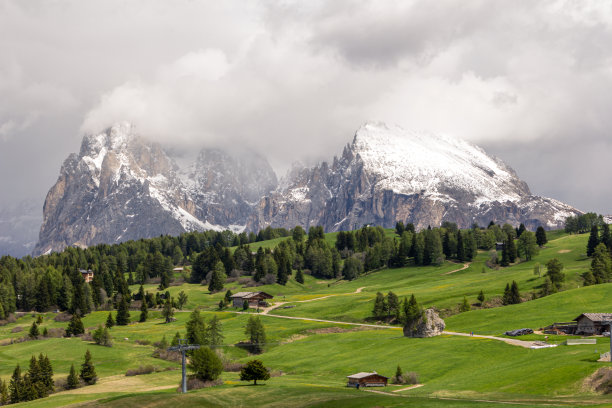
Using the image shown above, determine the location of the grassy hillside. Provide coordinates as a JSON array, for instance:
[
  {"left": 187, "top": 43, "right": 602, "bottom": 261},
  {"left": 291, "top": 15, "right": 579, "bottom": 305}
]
[{"left": 1, "top": 230, "right": 611, "bottom": 407}]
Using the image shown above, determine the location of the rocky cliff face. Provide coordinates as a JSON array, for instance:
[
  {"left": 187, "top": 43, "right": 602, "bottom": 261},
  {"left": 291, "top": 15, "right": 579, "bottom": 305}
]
[
  {"left": 35, "top": 121, "right": 581, "bottom": 255},
  {"left": 247, "top": 122, "right": 581, "bottom": 232},
  {"left": 34, "top": 123, "right": 277, "bottom": 255}
]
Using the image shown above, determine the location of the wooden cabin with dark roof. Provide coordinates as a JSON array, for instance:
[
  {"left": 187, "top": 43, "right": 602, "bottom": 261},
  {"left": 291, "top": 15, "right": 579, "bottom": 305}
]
[
  {"left": 346, "top": 372, "right": 388, "bottom": 388},
  {"left": 573, "top": 313, "right": 612, "bottom": 335},
  {"left": 230, "top": 291, "right": 274, "bottom": 308}
]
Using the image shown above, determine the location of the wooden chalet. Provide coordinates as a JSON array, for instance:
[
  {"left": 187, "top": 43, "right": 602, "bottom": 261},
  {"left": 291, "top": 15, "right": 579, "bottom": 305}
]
[
  {"left": 573, "top": 313, "right": 612, "bottom": 335},
  {"left": 79, "top": 269, "right": 94, "bottom": 283},
  {"left": 230, "top": 291, "right": 273, "bottom": 308},
  {"left": 346, "top": 372, "right": 388, "bottom": 388}
]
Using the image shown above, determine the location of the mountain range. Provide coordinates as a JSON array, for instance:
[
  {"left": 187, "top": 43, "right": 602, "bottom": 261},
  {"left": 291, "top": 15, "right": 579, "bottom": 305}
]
[{"left": 32, "top": 121, "right": 581, "bottom": 255}]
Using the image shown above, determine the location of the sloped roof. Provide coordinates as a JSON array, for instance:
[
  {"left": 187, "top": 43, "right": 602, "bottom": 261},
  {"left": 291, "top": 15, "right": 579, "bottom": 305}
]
[
  {"left": 573, "top": 313, "right": 612, "bottom": 322},
  {"left": 347, "top": 372, "right": 388, "bottom": 379},
  {"left": 230, "top": 291, "right": 274, "bottom": 299}
]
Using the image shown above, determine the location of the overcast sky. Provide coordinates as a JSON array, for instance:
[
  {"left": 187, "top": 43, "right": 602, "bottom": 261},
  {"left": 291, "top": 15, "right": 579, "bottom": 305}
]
[{"left": 1, "top": 0, "right": 612, "bottom": 214}]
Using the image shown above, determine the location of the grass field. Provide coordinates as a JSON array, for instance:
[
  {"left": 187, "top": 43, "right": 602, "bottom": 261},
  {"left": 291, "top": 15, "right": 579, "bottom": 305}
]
[{"left": 2, "top": 230, "right": 611, "bottom": 407}]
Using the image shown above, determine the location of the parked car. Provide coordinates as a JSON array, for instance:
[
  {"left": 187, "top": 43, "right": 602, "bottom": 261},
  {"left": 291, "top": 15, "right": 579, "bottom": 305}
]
[{"left": 505, "top": 328, "right": 534, "bottom": 336}]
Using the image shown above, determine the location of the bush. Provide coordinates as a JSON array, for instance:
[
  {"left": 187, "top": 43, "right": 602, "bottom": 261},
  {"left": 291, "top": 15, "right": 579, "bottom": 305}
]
[
  {"left": 44, "top": 328, "right": 66, "bottom": 338},
  {"left": 125, "top": 365, "right": 158, "bottom": 376},
  {"left": 178, "top": 377, "right": 223, "bottom": 392},
  {"left": 152, "top": 349, "right": 182, "bottom": 363},
  {"left": 188, "top": 347, "right": 223, "bottom": 381},
  {"left": 223, "top": 361, "right": 244, "bottom": 372},
  {"left": 92, "top": 325, "right": 112, "bottom": 347},
  {"left": 54, "top": 313, "right": 72, "bottom": 322},
  {"left": 11, "top": 326, "right": 23, "bottom": 333},
  {"left": 135, "top": 339, "right": 151, "bottom": 346}
]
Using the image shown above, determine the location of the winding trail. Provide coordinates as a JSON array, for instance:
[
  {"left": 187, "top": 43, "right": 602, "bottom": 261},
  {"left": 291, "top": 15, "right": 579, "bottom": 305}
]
[
  {"left": 443, "top": 262, "right": 471, "bottom": 275},
  {"left": 260, "top": 286, "right": 366, "bottom": 315}
]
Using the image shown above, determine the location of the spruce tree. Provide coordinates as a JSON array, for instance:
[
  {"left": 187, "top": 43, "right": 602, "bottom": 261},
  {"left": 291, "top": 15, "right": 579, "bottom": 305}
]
[
  {"left": 456, "top": 231, "right": 465, "bottom": 262},
  {"left": 601, "top": 223, "right": 612, "bottom": 250},
  {"left": 245, "top": 315, "right": 266, "bottom": 353},
  {"left": 39, "top": 354, "right": 53, "bottom": 394},
  {"left": 29, "top": 321, "right": 40, "bottom": 339},
  {"left": 500, "top": 240, "right": 510, "bottom": 267},
  {"left": 0, "top": 378, "right": 8, "bottom": 405},
  {"left": 66, "top": 364, "right": 79, "bottom": 389},
  {"left": 507, "top": 235, "right": 517, "bottom": 263},
  {"left": 386, "top": 291, "right": 400, "bottom": 320},
  {"left": 105, "top": 312, "right": 115, "bottom": 328},
  {"left": 295, "top": 268, "right": 305, "bottom": 284},
  {"left": 393, "top": 365, "right": 403, "bottom": 384},
  {"left": 535, "top": 226, "right": 548, "bottom": 247},
  {"left": 502, "top": 283, "right": 511, "bottom": 305},
  {"left": 115, "top": 297, "right": 130, "bottom": 326},
  {"left": 162, "top": 298, "right": 174, "bottom": 323},
  {"left": 208, "top": 261, "right": 226, "bottom": 293},
  {"left": 587, "top": 225, "right": 600, "bottom": 257},
  {"left": 510, "top": 281, "right": 521, "bottom": 304},
  {"left": 477, "top": 290, "right": 485, "bottom": 305},
  {"left": 590, "top": 243, "right": 612, "bottom": 283},
  {"left": 186, "top": 310, "right": 207, "bottom": 345},
  {"left": 545, "top": 258, "right": 565, "bottom": 289},
  {"left": 9, "top": 364, "right": 23, "bottom": 403},
  {"left": 139, "top": 299, "right": 148, "bottom": 323},
  {"left": 403, "top": 294, "right": 422, "bottom": 328},
  {"left": 79, "top": 350, "right": 97, "bottom": 385},
  {"left": 517, "top": 223, "right": 526, "bottom": 237},
  {"left": 372, "top": 292, "right": 387, "bottom": 320},
  {"left": 171, "top": 331, "right": 181, "bottom": 347},
  {"left": 27, "top": 355, "right": 41, "bottom": 399},
  {"left": 66, "top": 314, "right": 84, "bottom": 336},
  {"left": 206, "top": 315, "right": 224, "bottom": 348},
  {"left": 178, "top": 291, "right": 188, "bottom": 309}
]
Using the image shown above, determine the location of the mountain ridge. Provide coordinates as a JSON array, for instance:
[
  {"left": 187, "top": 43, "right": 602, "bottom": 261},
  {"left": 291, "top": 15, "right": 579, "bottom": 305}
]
[{"left": 33, "top": 121, "right": 581, "bottom": 255}]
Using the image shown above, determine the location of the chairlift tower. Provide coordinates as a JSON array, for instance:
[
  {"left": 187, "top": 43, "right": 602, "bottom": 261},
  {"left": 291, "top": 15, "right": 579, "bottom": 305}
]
[{"left": 168, "top": 339, "right": 200, "bottom": 393}]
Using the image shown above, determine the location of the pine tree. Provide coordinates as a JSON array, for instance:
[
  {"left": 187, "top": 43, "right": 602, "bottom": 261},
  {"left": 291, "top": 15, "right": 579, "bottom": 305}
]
[
  {"left": 295, "top": 268, "right": 305, "bottom": 284},
  {"left": 601, "top": 223, "right": 612, "bottom": 250},
  {"left": 243, "top": 300, "right": 249, "bottom": 311},
  {"left": 26, "top": 355, "right": 41, "bottom": 399},
  {"left": 66, "top": 363, "right": 79, "bottom": 389},
  {"left": 477, "top": 290, "right": 485, "bottom": 305},
  {"left": 587, "top": 225, "right": 600, "bottom": 257},
  {"left": 9, "top": 364, "right": 23, "bottom": 403},
  {"left": 590, "top": 243, "right": 612, "bottom": 283},
  {"left": 239, "top": 359, "right": 270, "bottom": 385},
  {"left": 206, "top": 315, "right": 224, "bottom": 348},
  {"left": 177, "top": 291, "right": 188, "bottom": 309},
  {"left": 393, "top": 365, "right": 403, "bottom": 384},
  {"left": 545, "top": 258, "right": 565, "bottom": 289},
  {"left": 38, "top": 354, "right": 53, "bottom": 394},
  {"left": 115, "top": 297, "right": 130, "bottom": 326},
  {"left": 188, "top": 347, "right": 223, "bottom": 382},
  {"left": 186, "top": 310, "right": 207, "bottom": 345},
  {"left": 507, "top": 235, "right": 517, "bottom": 263},
  {"left": 403, "top": 294, "right": 422, "bottom": 329},
  {"left": 0, "top": 378, "right": 8, "bottom": 405},
  {"left": 456, "top": 231, "right": 465, "bottom": 262},
  {"left": 29, "top": 321, "right": 40, "bottom": 339},
  {"left": 502, "top": 283, "right": 511, "bottom": 305},
  {"left": 372, "top": 292, "right": 387, "bottom": 320},
  {"left": 105, "top": 312, "right": 115, "bottom": 328},
  {"left": 517, "top": 223, "right": 526, "bottom": 237},
  {"left": 510, "top": 281, "right": 521, "bottom": 304},
  {"left": 386, "top": 291, "right": 400, "bottom": 320},
  {"left": 540, "top": 276, "right": 555, "bottom": 296},
  {"left": 245, "top": 315, "right": 266, "bottom": 353},
  {"left": 171, "top": 331, "right": 181, "bottom": 347},
  {"left": 66, "top": 314, "right": 84, "bottom": 337},
  {"left": 79, "top": 350, "right": 97, "bottom": 385},
  {"left": 139, "top": 299, "right": 148, "bottom": 322},
  {"left": 42, "top": 327, "right": 48, "bottom": 337},
  {"left": 162, "top": 298, "right": 174, "bottom": 323},
  {"left": 500, "top": 240, "right": 510, "bottom": 267},
  {"left": 535, "top": 226, "right": 548, "bottom": 247},
  {"left": 208, "top": 261, "right": 226, "bottom": 293}
]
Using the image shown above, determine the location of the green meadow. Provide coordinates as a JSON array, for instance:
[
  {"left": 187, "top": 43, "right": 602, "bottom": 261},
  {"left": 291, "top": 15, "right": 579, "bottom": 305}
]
[{"left": 1, "top": 230, "right": 611, "bottom": 407}]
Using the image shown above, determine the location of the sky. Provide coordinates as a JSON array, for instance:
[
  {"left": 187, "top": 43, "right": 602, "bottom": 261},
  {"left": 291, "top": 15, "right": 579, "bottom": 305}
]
[{"left": 1, "top": 0, "right": 612, "bottom": 215}]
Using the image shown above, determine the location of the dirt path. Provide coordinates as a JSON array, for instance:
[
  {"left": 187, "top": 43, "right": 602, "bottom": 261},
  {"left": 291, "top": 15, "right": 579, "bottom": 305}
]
[
  {"left": 443, "top": 262, "right": 471, "bottom": 275},
  {"left": 392, "top": 383, "right": 425, "bottom": 392},
  {"left": 442, "top": 331, "right": 538, "bottom": 348}
]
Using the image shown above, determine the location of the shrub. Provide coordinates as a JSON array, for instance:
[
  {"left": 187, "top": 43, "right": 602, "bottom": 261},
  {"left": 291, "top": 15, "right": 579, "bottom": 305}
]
[
  {"left": 125, "top": 365, "right": 157, "bottom": 376},
  {"left": 178, "top": 377, "right": 223, "bottom": 392},
  {"left": 11, "top": 326, "right": 23, "bottom": 333},
  {"left": 152, "top": 349, "right": 181, "bottom": 363},
  {"left": 54, "top": 313, "right": 72, "bottom": 322},
  {"left": 92, "top": 325, "right": 112, "bottom": 347},
  {"left": 188, "top": 347, "right": 222, "bottom": 381},
  {"left": 135, "top": 339, "right": 151, "bottom": 346},
  {"left": 223, "top": 361, "right": 244, "bottom": 372}
]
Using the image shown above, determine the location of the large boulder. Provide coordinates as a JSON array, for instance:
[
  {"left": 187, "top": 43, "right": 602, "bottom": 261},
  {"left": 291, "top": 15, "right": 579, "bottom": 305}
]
[{"left": 403, "top": 308, "right": 445, "bottom": 338}]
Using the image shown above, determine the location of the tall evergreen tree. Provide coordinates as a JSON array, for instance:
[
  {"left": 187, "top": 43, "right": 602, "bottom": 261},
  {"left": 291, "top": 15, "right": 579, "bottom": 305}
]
[
  {"left": 105, "top": 312, "right": 115, "bottom": 328},
  {"left": 29, "top": 321, "right": 39, "bottom": 339},
  {"left": 208, "top": 261, "right": 226, "bottom": 293},
  {"left": 502, "top": 283, "right": 511, "bottom": 305},
  {"left": 587, "top": 225, "right": 600, "bottom": 257},
  {"left": 386, "top": 291, "right": 400, "bottom": 320},
  {"left": 507, "top": 234, "right": 517, "bottom": 263},
  {"left": 535, "top": 226, "right": 548, "bottom": 247},
  {"left": 372, "top": 292, "right": 387, "bottom": 320},
  {"left": 460, "top": 296, "right": 471, "bottom": 312},
  {"left": 456, "top": 231, "right": 465, "bottom": 262},
  {"left": 477, "top": 290, "right": 485, "bottom": 305},
  {"left": 0, "top": 378, "right": 8, "bottom": 405},
  {"left": 66, "top": 364, "right": 79, "bottom": 390},
  {"left": 295, "top": 268, "right": 304, "bottom": 284},
  {"left": 245, "top": 315, "right": 266, "bottom": 353},
  {"left": 66, "top": 314, "right": 84, "bottom": 336},
  {"left": 186, "top": 310, "right": 207, "bottom": 345},
  {"left": 79, "top": 350, "right": 97, "bottom": 385},
  {"left": 115, "top": 297, "right": 130, "bottom": 326},
  {"left": 509, "top": 281, "right": 521, "bottom": 304},
  {"left": 206, "top": 315, "right": 224, "bottom": 348},
  {"left": 601, "top": 224, "right": 612, "bottom": 250},
  {"left": 516, "top": 223, "right": 526, "bottom": 237},
  {"left": 545, "top": 258, "right": 565, "bottom": 289},
  {"left": 590, "top": 243, "right": 612, "bottom": 283},
  {"left": 9, "top": 364, "right": 23, "bottom": 403},
  {"left": 139, "top": 299, "right": 148, "bottom": 322},
  {"left": 162, "top": 298, "right": 174, "bottom": 323},
  {"left": 38, "top": 354, "right": 53, "bottom": 394}
]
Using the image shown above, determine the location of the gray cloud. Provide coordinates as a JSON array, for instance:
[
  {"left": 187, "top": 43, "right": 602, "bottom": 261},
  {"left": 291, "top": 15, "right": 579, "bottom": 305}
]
[{"left": 1, "top": 0, "right": 612, "bottom": 219}]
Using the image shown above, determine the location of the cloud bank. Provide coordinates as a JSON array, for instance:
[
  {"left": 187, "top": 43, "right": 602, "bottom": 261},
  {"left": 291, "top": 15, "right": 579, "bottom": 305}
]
[{"left": 2, "top": 0, "right": 612, "bottom": 213}]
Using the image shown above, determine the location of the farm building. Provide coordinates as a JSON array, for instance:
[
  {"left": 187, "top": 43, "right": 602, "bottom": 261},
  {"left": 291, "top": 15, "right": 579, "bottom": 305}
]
[
  {"left": 173, "top": 267, "right": 184, "bottom": 272},
  {"left": 346, "top": 372, "right": 388, "bottom": 388},
  {"left": 79, "top": 269, "right": 94, "bottom": 283},
  {"left": 573, "top": 313, "right": 612, "bottom": 335},
  {"left": 230, "top": 292, "right": 273, "bottom": 308}
]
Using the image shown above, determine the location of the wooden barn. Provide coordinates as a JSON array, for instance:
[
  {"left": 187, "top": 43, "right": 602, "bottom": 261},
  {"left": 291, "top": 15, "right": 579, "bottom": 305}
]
[
  {"left": 230, "top": 292, "right": 273, "bottom": 308},
  {"left": 79, "top": 269, "right": 94, "bottom": 283},
  {"left": 346, "top": 372, "right": 388, "bottom": 388},
  {"left": 573, "top": 313, "right": 612, "bottom": 335}
]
